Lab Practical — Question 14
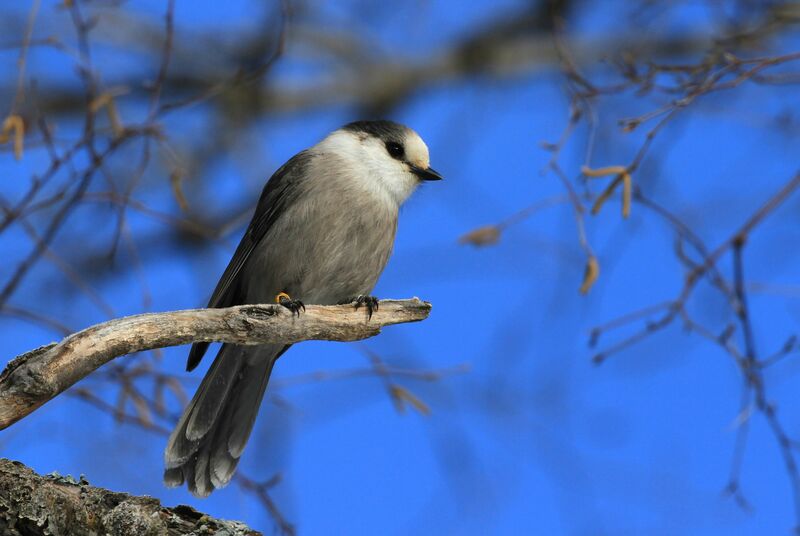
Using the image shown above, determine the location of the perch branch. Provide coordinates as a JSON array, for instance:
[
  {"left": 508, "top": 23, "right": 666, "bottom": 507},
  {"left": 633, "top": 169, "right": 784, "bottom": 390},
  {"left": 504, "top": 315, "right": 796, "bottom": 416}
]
[{"left": 0, "top": 298, "right": 432, "bottom": 430}]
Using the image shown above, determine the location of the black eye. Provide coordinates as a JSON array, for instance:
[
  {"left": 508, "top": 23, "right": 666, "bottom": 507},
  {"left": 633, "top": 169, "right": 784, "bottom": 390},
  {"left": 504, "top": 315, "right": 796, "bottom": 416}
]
[{"left": 385, "top": 141, "right": 404, "bottom": 159}]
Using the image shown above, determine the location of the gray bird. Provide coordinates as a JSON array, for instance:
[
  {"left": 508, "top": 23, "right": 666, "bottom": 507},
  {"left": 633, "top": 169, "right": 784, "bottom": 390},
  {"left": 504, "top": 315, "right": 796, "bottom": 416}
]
[{"left": 163, "top": 120, "right": 442, "bottom": 496}]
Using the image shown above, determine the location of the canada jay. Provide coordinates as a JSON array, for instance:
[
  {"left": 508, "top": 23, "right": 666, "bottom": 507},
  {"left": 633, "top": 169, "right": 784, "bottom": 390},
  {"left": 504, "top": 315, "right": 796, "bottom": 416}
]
[{"left": 163, "top": 120, "right": 442, "bottom": 496}]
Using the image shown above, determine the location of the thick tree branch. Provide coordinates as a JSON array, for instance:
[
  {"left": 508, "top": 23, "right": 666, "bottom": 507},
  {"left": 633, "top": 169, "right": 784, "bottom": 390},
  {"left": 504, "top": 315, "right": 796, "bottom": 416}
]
[
  {"left": 0, "top": 298, "right": 431, "bottom": 431},
  {"left": 0, "top": 458, "right": 258, "bottom": 536}
]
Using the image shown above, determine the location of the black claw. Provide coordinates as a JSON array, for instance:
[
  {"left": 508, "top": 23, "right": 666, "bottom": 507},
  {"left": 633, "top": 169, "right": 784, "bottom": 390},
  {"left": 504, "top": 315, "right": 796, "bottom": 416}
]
[
  {"left": 278, "top": 296, "right": 305, "bottom": 316},
  {"left": 352, "top": 295, "right": 379, "bottom": 320}
]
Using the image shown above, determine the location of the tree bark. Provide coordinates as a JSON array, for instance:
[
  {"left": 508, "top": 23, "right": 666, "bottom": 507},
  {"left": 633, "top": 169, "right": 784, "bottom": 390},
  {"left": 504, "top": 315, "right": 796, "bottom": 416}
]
[
  {"left": 0, "top": 458, "right": 259, "bottom": 535},
  {"left": 0, "top": 298, "right": 431, "bottom": 430}
]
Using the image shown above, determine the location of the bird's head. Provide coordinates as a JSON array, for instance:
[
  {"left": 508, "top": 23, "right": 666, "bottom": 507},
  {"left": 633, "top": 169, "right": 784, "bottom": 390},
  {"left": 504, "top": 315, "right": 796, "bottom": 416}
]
[{"left": 317, "top": 120, "right": 442, "bottom": 206}]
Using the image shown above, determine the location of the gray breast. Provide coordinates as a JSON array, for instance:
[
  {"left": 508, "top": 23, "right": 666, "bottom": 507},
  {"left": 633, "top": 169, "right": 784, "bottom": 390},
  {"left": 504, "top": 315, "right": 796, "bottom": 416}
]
[{"left": 243, "top": 157, "right": 399, "bottom": 306}]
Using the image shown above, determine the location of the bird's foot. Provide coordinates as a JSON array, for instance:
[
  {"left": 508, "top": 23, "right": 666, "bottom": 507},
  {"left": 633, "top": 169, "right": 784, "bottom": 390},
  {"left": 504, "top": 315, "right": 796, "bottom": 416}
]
[
  {"left": 340, "top": 295, "right": 379, "bottom": 320},
  {"left": 275, "top": 292, "right": 305, "bottom": 316}
]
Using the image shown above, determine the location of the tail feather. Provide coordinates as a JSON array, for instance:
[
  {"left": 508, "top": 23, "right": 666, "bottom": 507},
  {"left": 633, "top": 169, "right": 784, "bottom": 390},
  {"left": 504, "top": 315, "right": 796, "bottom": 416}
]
[
  {"left": 164, "top": 343, "right": 287, "bottom": 497},
  {"left": 185, "top": 345, "right": 242, "bottom": 441},
  {"left": 210, "top": 446, "right": 237, "bottom": 489},
  {"left": 163, "top": 399, "right": 201, "bottom": 468},
  {"left": 227, "top": 357, "right": 275, "bottom": 457},
  {"left": 163, "top": 466, "right": 184, "bottom": 488},
  {"left": 193, "top": 445, "right": 212, "bottom": 497}
]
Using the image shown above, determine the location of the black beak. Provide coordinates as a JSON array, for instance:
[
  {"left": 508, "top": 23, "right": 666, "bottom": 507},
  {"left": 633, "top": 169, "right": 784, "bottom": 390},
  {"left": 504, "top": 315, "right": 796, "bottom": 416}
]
[{"left": 411, "top": 165, "right": 443, "bottom": 181}]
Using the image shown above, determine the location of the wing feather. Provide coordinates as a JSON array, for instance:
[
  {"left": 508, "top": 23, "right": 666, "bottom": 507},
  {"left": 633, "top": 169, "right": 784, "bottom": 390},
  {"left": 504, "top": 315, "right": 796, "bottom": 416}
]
[{"left": 186, "top": 151, "right": 311, "bottom": 371}]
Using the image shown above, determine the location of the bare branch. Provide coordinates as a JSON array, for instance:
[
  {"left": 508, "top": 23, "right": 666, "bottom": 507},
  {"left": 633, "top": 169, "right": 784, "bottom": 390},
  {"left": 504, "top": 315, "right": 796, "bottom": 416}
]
[{"left": 0, "top": 298, "right": 432, "bottom": 431}]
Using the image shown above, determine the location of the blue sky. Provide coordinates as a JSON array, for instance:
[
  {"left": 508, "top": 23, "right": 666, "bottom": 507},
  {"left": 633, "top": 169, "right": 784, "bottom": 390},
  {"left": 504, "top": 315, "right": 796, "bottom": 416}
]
[{"left": 2, "top": 1, "right": 800, "bottom": 534}]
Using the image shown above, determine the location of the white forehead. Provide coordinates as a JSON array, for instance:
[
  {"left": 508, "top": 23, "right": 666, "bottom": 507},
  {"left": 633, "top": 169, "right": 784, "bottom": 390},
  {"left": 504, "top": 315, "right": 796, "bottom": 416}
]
[{"left": 403, "top": 130, "right": 430, "bottom": 168}]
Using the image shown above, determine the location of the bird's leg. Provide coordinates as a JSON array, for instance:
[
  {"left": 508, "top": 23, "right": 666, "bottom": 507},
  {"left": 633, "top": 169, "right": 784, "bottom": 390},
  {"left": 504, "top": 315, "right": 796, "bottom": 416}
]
[
  {"left": 339, "top": 295, "right": 380, "bottom": 320},
  {"left": 275, "top": 291, "right": 305, "bottom": 316}
]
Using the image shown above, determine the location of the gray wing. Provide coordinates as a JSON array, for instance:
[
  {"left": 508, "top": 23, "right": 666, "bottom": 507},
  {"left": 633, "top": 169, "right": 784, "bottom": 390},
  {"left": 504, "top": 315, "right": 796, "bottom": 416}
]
[{"left": 186, "top": 150, "right": 312, "bottom": 371}]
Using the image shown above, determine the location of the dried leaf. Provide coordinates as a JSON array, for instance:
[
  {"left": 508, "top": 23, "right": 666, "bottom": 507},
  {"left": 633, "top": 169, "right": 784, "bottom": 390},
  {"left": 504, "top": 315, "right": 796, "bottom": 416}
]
[
  {"left": 89, "top": 93, "right": 124, "bottom": 137},
  {"left": 622, "top": 172, "right": 632, "bottom": 218},
  {"left": 105, "top": 98, "right": 124, "bottom": 138},
  {"left": 1, "top": 115, "right": 25, "bottom": 160},
  {"left": 621, "top": 119, "right": 640, "bottom": 132},
  {"left": 89, "top": 93, "right": 113, "bottom": 113},
  {"left": 580, "top": 255, "right": 600, "bottom": 295},
  {"left": 590, "top": 174, "right": 623, "bottom": 215},
  {"left": 389, "top": 384, "right": 431, "bottom": 416},
  {"left": 459, "top": 225, "right": 500, "bottom": 247},
  {"left": 581, "top": 165, "right": 627, "bottom": 178}
]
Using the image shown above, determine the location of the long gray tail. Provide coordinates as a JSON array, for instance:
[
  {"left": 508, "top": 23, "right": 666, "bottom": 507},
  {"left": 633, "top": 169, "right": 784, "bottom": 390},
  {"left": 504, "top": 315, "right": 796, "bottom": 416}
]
[{"left": 163, "top": 343, "right": 287, "bottom": 497}]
